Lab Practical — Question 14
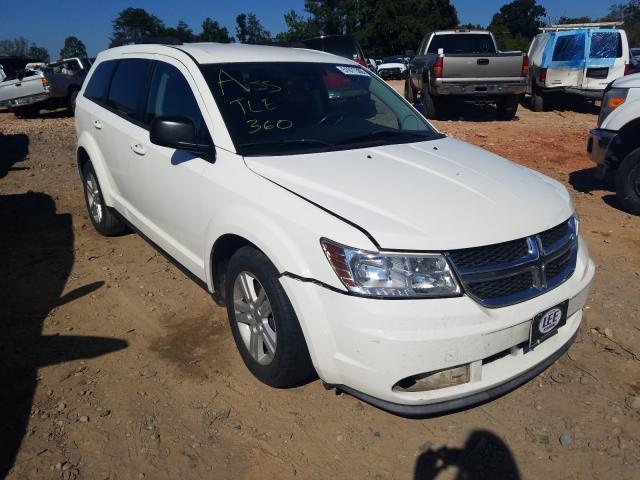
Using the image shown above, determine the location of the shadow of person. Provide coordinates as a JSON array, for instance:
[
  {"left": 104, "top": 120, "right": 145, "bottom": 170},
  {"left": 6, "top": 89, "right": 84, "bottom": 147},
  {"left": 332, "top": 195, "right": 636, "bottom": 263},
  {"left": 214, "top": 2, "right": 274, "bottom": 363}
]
[
  {"left": 414, "top": 429, "right": 521, "bottom": 480},
  {"left": 0, "top": 192, "right": 128, "bottom": 477},
  {"left": 0, "top": 133, "right": 30, "bottom": 179}
]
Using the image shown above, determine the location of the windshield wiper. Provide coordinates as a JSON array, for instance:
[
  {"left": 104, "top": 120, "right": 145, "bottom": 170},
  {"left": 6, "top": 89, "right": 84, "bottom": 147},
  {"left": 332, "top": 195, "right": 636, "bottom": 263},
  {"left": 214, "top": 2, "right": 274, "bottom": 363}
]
[
  {"left": 336, "top": 130, "right": 432, "bottom": 146},
  {"left": 238, "top": 138, "right": 334, "bottom": 149}
]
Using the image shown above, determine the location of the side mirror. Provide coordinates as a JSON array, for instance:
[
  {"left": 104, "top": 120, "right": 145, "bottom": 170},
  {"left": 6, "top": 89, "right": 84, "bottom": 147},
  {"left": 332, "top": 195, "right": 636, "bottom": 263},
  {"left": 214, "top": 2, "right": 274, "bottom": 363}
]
[{"left": 150, "top": 116, "right": 214, "bottom": 160}]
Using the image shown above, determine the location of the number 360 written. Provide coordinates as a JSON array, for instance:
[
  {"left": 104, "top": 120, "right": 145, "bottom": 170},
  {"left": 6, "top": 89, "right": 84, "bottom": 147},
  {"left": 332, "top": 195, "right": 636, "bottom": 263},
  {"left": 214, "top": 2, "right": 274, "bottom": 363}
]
[{"left": 247, "top": 119, "right": 293, "bottom": 134}]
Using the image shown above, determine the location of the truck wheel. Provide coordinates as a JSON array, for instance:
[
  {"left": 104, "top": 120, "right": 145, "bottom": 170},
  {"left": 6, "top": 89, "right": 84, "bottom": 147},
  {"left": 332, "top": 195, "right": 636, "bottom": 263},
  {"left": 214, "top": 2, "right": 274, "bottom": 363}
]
[
  {"left": 68, "top": 89, "right": 79, "bottom": 114},
  {"left": 496, "top": 96, "right": 519, "bottom": 120},
  {"left": 14, "top": 105, "right": 39, "bottom": 118},
  {"left": 404, "top": 78, "right": 416, "bottom": 103},
  {"left": 420, "top": 87, "right": 437, "bottom": 119},
  {"left": 81, "top": 162, "right": 127, "bottom": 236},
  {"left": 615, "top": 148, "right": 640, "bottom": 215},
  {"left": 531, "top": 92, "right": 544, "bottom": 112},
  {"left": 225, "top": 246, "right": 315, "bottom": 387}
]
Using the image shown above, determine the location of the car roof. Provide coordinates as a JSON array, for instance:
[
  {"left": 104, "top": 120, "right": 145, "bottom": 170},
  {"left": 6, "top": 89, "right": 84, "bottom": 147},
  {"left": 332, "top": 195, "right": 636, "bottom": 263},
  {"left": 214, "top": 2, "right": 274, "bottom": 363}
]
[{"left": 98, "top": 42, "right": 348, "bottom": 65}]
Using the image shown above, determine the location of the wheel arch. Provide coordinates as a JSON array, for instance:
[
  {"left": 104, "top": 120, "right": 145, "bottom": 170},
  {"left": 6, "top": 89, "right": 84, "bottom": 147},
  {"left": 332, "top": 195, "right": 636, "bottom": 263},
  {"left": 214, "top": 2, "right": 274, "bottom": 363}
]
[
  {"left": 611, "top": 118, "right": 640, "bottom": 167},
  {"left": 76, "top": 132, "right": 116, "bottom": 205}
]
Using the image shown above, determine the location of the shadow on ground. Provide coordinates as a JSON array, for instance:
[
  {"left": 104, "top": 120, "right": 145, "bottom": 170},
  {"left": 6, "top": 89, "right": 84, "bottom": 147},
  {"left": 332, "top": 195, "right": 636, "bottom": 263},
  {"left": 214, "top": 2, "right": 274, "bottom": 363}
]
[
  {"left": 569, "top": 166, "right": 630, "bottom": 214},
  {"left": 0, "top": 133, "right": 29, "bottom": 179},
  {"left": 414, "top": 429, "right": 521, "bottom": 480},
  {"left": 0, "top": 192, "right": 128, "bottom": 477}
]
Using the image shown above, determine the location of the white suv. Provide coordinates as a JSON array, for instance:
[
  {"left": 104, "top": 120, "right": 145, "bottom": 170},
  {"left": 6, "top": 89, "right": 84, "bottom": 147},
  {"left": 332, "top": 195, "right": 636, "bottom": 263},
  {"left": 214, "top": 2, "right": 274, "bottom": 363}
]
[{"left": 75, "top": 43, "right": 595, "bottom": 416}]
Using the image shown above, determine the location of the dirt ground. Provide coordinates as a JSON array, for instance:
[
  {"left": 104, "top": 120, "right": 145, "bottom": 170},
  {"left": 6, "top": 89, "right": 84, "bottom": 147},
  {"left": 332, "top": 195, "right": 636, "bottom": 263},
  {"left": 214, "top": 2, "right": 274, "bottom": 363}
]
[{"left": 1, "top": 82, "right": 639, "bottom": 480}]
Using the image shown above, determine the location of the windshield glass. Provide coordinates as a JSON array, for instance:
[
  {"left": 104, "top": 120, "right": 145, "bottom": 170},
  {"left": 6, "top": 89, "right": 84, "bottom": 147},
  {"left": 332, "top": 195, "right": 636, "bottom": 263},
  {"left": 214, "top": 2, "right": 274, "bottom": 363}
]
[{"left": 201, "top": 62, "right": 440, "bottom": 156}]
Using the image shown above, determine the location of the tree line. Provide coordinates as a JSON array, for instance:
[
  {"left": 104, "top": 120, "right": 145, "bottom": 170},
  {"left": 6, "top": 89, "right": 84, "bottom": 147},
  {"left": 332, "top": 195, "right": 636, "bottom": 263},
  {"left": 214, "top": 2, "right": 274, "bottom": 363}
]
[{"left": 1, "top": 0, "right": 639, "bottom": 64}]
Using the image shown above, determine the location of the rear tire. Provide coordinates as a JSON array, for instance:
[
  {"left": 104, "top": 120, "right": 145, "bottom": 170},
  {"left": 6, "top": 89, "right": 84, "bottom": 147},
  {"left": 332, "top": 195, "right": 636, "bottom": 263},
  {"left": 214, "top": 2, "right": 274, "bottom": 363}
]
[
  {"left": 420, "top": 87, "right": 437, "bottom": 119},
  {"left": 68, "top": 89, "right": 79, "bottom": 114},
  {"left": 404, "top": 78, "right": 416, "bottom": 103},
  {"left": 615, "top": 148, "right": 640, "bottom": 215},
  {"left": 225, "top": 247, "right": 315, "bottom": 387},
  {"left": 81, "top": 162, "right": 126, "bottom": 236},
  {"left": 531, "top": 91, "right": 544, "bottom": 112},
  {"left": 496, "top": 95, "right": 519, "bottom": 120}
]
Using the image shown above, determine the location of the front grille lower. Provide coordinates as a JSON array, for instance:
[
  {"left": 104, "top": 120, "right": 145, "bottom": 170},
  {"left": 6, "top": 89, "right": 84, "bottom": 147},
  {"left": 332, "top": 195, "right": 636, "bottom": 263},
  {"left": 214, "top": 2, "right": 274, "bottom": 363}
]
[{"left": 446, "top": 218, "right": 578, "bottom": 308}]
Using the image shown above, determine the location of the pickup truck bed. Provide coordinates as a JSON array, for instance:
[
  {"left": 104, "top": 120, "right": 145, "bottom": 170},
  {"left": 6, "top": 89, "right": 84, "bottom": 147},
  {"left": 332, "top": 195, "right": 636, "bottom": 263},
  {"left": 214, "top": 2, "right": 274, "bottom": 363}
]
[
  {"left": 406, "top": 30, "right": 528, "bottom": 120},
  {"left": 0, "top": 71, "right": 49, "bottom": 109}
]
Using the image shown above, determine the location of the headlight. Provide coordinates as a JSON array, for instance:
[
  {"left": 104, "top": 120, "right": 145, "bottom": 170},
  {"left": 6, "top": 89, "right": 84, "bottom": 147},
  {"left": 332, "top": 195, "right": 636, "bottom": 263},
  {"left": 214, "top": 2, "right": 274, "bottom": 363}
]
[
  {"left": 321, "top": 239, "right": 461, "bottom": 298},
  {"left": 599, "top": 87, "right": 628, "bottom": 126}
]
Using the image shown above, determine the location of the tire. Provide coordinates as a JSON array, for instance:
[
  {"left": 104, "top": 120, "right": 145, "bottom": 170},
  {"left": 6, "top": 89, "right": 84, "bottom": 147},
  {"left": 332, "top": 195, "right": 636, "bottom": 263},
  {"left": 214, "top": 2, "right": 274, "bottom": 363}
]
[
  {"left": 68, "top": 89, "right": 79, "bottom": 114},
  {"left": 81, "top": 162, "right": 126, "bottom": 236},
  {"left": 13, "top": 105, "right": 39, "bottom": 118},
  {"left": 420, "top": 87, "right": 437, "bottom": 119},
  {"left": 225, "top": 246, "right": 315, "bottom": 388},
  {"left": 615, "top": 148, "right": 640, "bottom": 215},
  {"left": 496, "top": 95, "right": 519, "bottom": 120},
  {"left": 404, "top": 77, "right": 416, "bottom": 103},
  {"left": 531, "top": 91, "right": 544, "bottom": 112}
]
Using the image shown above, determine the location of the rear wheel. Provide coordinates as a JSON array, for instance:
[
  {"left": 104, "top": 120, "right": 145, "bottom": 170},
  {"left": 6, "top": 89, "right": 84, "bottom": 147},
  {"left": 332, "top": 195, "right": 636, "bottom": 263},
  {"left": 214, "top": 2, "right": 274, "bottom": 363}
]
[
  {"left": 81, "top": 162, "right": 126, "bottom": 236},
  {"left": 616, "top": 148, "right": 640, "bottom": 215},
  {"left": 404, "top": 78, "right": 416, "bottom": 103},
  {"left": 225, "top": 246, "right": 315, "bottom": 387},
  {"left": 420, "top": 87, "right": 437, "bottom": 119},
  {"left": 68, "top": 89, "right": 79, "bottom": 114},
  {"left": 531, "top": 91, "right": 545, "bottom": 112},
  {"left": 496, "top": 95, "right": 519, "bottom": 120}
]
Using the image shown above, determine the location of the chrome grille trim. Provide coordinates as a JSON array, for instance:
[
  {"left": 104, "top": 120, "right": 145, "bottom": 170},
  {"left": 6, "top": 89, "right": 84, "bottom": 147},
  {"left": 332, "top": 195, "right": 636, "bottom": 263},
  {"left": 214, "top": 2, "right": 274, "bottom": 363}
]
[{"left": 445, "top": 217, "right": 578, "bottom": 308}]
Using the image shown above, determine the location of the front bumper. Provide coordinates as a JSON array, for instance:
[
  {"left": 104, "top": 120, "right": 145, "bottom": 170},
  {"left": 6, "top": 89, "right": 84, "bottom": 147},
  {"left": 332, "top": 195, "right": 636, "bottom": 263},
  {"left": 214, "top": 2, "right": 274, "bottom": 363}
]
[
  {"left": 587, "top": 128, "right": 618, "bottom": 167},
  {"left": 432, "top": 81, "right": 525, "bottom": 96},
  {"left": 281, "top": 237, "right": 595, "bottom": 415}
]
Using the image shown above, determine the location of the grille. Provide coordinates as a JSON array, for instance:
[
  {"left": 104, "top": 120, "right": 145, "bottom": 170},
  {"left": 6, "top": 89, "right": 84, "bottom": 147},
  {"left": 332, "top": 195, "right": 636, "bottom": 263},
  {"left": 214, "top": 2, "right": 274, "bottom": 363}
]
[
  {"left": 446, "top": 218, "right": 577, "bottom": 308},
  {"left": 467, "top": 271, "right": 533, "bottom": 299},
  {"left": 448, "top": 239, "right": 529, "bottom": 270}
]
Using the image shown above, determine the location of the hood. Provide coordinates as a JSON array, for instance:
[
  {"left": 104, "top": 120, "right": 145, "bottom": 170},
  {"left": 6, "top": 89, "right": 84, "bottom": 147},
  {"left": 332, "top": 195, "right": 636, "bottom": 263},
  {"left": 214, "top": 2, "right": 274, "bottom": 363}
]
[
  {"left": 612, "top": 72, "right": 640, "bottom": 89},
  {"left": 378, "top": 63, "right": 406, "bottom": 70},
  {"left": 244, "top": 137, "right": 573, "bottom": 251}
]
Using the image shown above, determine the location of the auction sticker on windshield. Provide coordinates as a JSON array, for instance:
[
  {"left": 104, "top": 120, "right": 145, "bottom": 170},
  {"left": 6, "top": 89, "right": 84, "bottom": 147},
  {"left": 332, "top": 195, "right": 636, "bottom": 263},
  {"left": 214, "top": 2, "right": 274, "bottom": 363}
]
[{"left": 335, "top": 66, "right": 370, "bottom": 76}]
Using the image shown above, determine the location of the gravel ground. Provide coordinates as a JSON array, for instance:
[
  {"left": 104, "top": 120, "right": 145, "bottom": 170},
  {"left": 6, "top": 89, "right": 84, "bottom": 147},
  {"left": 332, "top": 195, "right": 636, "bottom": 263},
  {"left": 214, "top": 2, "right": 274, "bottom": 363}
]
[{"left": 1, "top": 85, "right": 639, "bottom": 480}]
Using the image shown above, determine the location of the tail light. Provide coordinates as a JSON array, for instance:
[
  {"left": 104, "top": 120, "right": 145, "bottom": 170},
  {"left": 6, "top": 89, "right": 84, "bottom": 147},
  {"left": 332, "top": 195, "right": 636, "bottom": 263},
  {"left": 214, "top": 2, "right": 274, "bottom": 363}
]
[
  {"left": 434, "top": 57, "right": 443, "bottom": 79},
  {"left": 355, "top": 58, "right": 367, "bottom": 67},
  {"left": 41, "top": 77, "right": 49, "bottom": 87},
  {"left": 624, "top": 63, "right": 632, "bottom": 75},
  {"left": 521, "top": 55, "right": 529, "bottom": 77},
  {"left": 539, "top": 67, "right": 547, "bottom": 84}
]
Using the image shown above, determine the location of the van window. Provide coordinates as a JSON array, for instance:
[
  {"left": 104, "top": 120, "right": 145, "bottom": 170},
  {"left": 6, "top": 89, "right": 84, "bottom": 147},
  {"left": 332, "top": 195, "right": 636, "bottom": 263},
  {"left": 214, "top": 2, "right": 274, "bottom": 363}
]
[
  {"left": 84, "top": 60, "right": 118, "bottom": 102},
  {"left": 107, "top": 59, "right": 151, "bottom": 120},
  {"left": 145, "top": 62, "right": 207, "bottom": 140},
  {"left": 590, "top": 32, "right": 622, "bottom": 59},
  {"left": 552, "top": 34, "right": 585, "bottom": 62}
]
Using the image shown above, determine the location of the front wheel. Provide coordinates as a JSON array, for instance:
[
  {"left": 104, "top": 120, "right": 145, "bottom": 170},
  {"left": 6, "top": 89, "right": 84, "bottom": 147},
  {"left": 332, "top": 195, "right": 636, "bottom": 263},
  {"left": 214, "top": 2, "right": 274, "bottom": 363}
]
[
  {"left": 616, "top": 148, "right": 640, "bottom": 215},
  {"left": 225, "top": 247, "right": 315, "bottom": 387}
]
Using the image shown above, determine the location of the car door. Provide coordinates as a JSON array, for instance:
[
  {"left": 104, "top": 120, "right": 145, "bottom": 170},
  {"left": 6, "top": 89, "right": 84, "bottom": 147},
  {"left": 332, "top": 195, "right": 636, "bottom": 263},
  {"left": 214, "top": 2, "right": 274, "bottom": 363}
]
[
  {"left": 123, "top": 59, "right": 213, "bottom": 277},
  {"left": 96, "top": 58, "right": 153, "bottom": 210},
  {"left": 583, "top": 30, "right": 626, "bottom": 90},
  {"left": 545, "top": 31, "right": 586, "bottom": 89}
]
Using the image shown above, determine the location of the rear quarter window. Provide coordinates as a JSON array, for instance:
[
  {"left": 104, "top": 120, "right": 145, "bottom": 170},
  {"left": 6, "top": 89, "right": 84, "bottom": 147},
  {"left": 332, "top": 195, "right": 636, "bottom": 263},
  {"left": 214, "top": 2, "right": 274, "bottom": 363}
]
[
  {"left": 84, "top": 60, "right": 118, "bottom": 102},
  {"left": 106, "top": 59, "right": 152, "bottom": 120},
  {"left": 590, "top": 32, "right": 623, "bottom": 59},
  {"left": 552, "top": 34, "right": 585, "bottom": 62}
]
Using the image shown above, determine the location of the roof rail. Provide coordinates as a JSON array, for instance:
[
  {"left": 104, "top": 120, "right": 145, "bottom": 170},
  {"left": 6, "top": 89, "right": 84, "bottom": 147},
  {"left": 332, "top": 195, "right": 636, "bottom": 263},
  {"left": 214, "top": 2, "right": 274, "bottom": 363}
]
[
  {"left": 540, "top": 22, "right": 623, "bottom": 32},
  {"left": 109, "top": 36, "right": 183, "bottom": 48}
]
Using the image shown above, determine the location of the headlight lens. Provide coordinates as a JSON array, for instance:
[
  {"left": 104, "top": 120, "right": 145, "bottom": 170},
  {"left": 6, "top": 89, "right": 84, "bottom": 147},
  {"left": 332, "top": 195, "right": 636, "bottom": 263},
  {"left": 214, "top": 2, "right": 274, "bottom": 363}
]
[
  {"left": 598, "top": 87, "right": 628, "bottom": 126},
  {"left": 321, "top": 239, "right": 461, "bottom": 298}
]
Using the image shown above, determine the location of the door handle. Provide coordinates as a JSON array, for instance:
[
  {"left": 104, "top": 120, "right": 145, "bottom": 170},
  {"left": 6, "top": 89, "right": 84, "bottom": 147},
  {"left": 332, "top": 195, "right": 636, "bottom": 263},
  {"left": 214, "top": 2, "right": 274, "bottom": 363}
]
[
  {"left": 130, "top": 143, "right": 146, "bottom": 156},
  {"left": 477, "top": 59, "right": 490, "bottom": 66},
  {"left": 92, "top": 120, "right": 102, "bottom": 130}
]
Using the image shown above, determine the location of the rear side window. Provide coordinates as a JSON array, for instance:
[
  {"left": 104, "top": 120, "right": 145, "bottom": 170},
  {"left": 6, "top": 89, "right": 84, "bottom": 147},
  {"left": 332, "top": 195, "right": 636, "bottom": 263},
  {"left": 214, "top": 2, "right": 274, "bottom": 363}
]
[
  {"left": 427, "top": 34, "right": 496, "bottom": 54},
  {"left": 590, "top": 32, "right": 622, "bottom": 59},
  {"left": 107, "top": 59, "right": 151, "bottom": 120},
  {"left": 552, "top": 34, "right": 585, "bottom": 62},
  {"left": 145, "top": 62, "right": 208, "bottom": 141},
  {"left": 84, "top": 60, "right": 118, "bottom": 102}
]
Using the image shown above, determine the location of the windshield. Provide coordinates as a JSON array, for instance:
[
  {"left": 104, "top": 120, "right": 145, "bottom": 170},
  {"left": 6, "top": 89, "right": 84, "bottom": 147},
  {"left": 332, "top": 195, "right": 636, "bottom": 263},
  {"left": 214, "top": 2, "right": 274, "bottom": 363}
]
[{"left": 201, "top": 62, "right": 440, "bottom": 156}]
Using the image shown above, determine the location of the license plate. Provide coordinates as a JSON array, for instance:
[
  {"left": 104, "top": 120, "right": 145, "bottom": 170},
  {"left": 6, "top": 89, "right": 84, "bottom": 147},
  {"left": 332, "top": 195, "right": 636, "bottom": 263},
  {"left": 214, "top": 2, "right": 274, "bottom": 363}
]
[{"left": 528, "top": 300, "right": 569, "bottom": 351}]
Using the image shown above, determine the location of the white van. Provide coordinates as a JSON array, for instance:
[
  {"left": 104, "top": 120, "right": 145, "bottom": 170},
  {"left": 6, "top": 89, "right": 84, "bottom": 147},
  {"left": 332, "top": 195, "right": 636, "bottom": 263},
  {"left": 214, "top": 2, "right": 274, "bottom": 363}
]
[{"left": 528, "top": 23, "right": 630, "bottom": 111}]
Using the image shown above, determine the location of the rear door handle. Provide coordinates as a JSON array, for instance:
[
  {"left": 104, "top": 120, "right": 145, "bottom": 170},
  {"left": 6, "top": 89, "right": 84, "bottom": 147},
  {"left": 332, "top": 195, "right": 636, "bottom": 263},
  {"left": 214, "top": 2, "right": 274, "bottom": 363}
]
[
  {"left": 130, "top": 143, "right": 146, "bottom": 156},
  {"left": 92, "top": 120, "right": 102, "bottom": 130}
]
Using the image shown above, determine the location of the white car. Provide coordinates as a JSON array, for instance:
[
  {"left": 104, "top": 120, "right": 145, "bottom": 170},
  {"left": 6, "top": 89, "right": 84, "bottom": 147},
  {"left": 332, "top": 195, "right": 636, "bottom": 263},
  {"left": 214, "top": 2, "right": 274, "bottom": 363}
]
[
  {"left": 75, "top": 43, "right": 595, "bottom": 416},
  {"left": 588, "top": 72, "right": 640, "bottom": 214},
  {"left": 377, "top": 56, "right": 408, "bottom": 80}
]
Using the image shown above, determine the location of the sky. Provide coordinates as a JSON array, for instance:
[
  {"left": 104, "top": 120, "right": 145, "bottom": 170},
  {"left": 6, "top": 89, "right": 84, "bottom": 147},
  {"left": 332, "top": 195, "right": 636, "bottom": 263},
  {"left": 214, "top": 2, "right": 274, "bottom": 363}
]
[{"left": 0, "top": 0, "right": 620, "bottom": 58}]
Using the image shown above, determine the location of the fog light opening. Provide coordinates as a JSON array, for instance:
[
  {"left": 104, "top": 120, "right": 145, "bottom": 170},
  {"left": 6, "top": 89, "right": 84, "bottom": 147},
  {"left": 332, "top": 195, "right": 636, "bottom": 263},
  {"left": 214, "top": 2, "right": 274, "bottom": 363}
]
[{"left": 393, "top": 364, "right": 470, "bottom": 393}]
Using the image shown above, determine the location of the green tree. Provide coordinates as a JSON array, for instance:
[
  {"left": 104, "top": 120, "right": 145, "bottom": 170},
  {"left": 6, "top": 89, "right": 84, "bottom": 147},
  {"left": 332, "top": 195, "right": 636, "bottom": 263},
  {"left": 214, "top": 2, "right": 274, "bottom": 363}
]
[
  {"left": 275, "top": 10, "right": 320, "bottom": 42},
  {"left": 235, "top": 13, "right": 271, "bottom": 44},
  {"left": 162, "top": 20, "right": 195, "bottom": 42},
  {"left": 556, "top": 16, "right": 594, "bottom": 25},
  {"left": 60, "top": 36, "right": 87, "bottom": 58},
  {"left": 110, "top": 7, "right": 165, "bottom": 46},
  {"left": 198, "top": 17, "right": 234, "bottom": 43},
  {"left": 0, "top": 37, "right": 49, "bottom": 61},
  {"left": 604, "top": 1, "right": 640, "bottom": 45},
  {"left": 488, "top": 0, "right": 546, "bottom": 51}
]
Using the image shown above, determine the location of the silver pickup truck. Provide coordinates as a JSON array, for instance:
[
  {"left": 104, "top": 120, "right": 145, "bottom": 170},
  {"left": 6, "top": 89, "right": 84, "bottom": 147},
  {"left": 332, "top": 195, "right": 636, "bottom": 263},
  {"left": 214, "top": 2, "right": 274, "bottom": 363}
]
[
  {"left": 405, "top": 29, "right": 529, "bottom": 120},
  {"left": 0, "top": 57, "right": 90, "bottom": 116}
]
